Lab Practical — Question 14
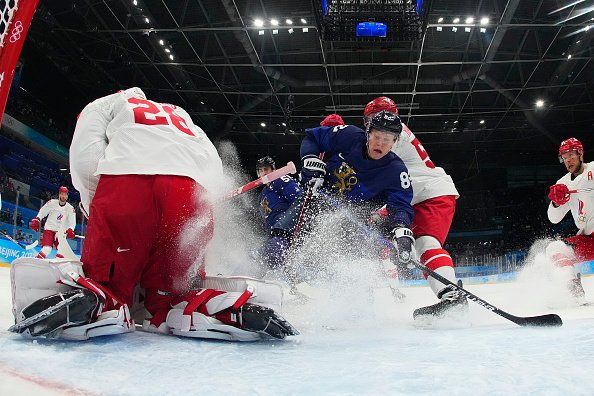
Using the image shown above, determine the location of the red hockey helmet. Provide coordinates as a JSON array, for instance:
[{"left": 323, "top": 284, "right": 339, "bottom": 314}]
[
  {"left": 364, "top": 97, "right": 399, "bottom": 118},
  {"left": 320, "top": 114, "right": 345, "bottom": 127},
  {"left": 558, "top": 137, "right": 583, "bottom": 163},
  {"left": 59, "top": 186, "right": 69, "bottom": 194}
]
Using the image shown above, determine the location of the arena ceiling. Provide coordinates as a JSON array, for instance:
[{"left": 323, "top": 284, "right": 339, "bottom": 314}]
[{"left": 22, "top": 0, "right": 594, "bottom": 173}]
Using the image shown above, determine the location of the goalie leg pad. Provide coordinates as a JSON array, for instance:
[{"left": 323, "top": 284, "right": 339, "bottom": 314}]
[
  {"left": 10, "top": 257, "right": 135, "bottom": 341},
  {"left": 164, "top": 288, "right": 299, "bottom": 341}
]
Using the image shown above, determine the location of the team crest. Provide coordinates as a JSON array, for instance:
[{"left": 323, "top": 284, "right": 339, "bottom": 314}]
[
  {"left": 578, "top": 199, "right": 586, "bottom": 223},
  {"left": 332, "top": 162, "right": 358, "bottom": 197},
  {"left": 260, "top": 197, "right": 271, "bottom": 217}
]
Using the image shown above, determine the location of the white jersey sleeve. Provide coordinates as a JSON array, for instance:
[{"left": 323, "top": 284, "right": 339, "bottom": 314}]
[
  {"left": 36, "top": 200, "right": 52, "bottom": 220},
  {"left": 65, "top": 203, "right": 76, "bottom": 231},
  {"left": 391, "top": 124, "right": 459, "bottom": 205},
  {"left": 70, "top": 87, "right": 223, "bottom": 212},
  {"left": 547, "top": 162, "right": 594, "bottom": 235},
  {"left": 70, "top": 88, "right": 144, "bottom": 213}
]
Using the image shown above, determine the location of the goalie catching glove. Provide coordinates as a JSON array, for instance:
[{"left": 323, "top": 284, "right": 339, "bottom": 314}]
[{"left": 391, "top": 226, "right": 415, "bottom": 266}]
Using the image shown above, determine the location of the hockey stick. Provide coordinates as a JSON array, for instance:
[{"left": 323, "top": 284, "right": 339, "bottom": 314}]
[
  {"left": 0, "top": 230, "right": 39, "bottom": 250},
  {"left": 317, "top": 194, "right": 562, "bottom": 327},
  {"left": 222, "top": 161, "right": 297, "bottom": 201},
  {"left": 410, "top": 259, "right": 562, "bottom": 327}
]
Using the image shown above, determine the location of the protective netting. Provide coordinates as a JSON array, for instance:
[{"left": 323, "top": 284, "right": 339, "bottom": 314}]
[{"left": 0, "top": 0, "right": 18, "bottom": 49}]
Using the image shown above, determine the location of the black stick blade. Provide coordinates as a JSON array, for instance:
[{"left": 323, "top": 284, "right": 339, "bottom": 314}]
[{"left": 517, "top": 314, "right": 563, "bottom": 327}]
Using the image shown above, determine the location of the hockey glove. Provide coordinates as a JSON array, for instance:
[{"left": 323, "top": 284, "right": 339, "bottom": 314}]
[
  {"left": 29, "top": 217, "right": 40, "bottom": 232},
  {"left": 548, "top": 184, "right": 570, "bottom": 206},
  {"left": 66, "top": 228, "right": 76, "bottom": 239},
  {"left": 391, "top": 226, "right": 415, "bottom": 266},
  {"left": 300, "top": 155, "right": 326, "bottom": 195}
]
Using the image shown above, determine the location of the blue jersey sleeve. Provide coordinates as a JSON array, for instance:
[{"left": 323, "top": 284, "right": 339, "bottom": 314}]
[
  {"left": 300, "top": 125, "right": 363, "bottom": 159},
  {"left": 385, "top": 163, "right": 414, "bottom": 228}
]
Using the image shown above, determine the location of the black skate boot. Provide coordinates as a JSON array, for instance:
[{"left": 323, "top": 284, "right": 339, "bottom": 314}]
[
  {"left": 568, "top": 273, "right": 586, "bottom": 300},
  {"left": 9, "top": 289, "right": 99, "bottom": 338},
  {"left": 413, "top": 283, "right": 468, "bottom": 321},
  {"left": 239, "top": 303, "right": 300, "bottom": 339}
]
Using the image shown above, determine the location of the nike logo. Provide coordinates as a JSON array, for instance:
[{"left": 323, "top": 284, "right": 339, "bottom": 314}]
[{"left": 117, "top": 247, "right": 130, "bottom": 252}]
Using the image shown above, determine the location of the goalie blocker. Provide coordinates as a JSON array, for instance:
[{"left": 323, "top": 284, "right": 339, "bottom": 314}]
[{"left": 9, "top": 258, "right": 298, "bottom": 341}]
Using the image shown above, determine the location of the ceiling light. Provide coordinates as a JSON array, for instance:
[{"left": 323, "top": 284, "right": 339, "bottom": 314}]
[
  {"left": 585, "top": 25, "right": 591, "bottom": 31},
  {"left": 301, "top": 18, "right": 307, "bottom": 24},
  {"left": 288, "top": 28, "right": 294, "bottom": 34},
  {"left": 465, "top": 17, "right": 474, "bottom": 24},
  {"left": 302, "top": 27, "right": 309, "bottom": 32},
  {"left": 272, "top": 29, "right": 278, "bottom": 34},
  {"left": 576, "top": 40, "right": 581, "bottom": 43},
  {"left": 254, "top": 19, "right": 264, "bottom": 27},
  {"left": 165, "top": 48, "right": 171, "bottom": 53},
  {"left": 159, "top": 39, "right": 164, "bottom": 45},
  {"left": 567, "top": 54, "right": 572, "bottom": 59},
  {"left": 286, "top": 19, "right": 293, "bottom": 25},
  {"left": 452, "top": 27, "right": 458, "bottom": 32},
  {"left": 132, "top": 0, "right": 137, "bottom": 5},
  {"left": 200, "top": 101, "right": 205, "bottom": 105},
  {"left": 144, "top": 17, "right": 149, "bottom": 23},
  {"left": 169, "top": 54, "right": 174, "bottom": 60},
  {"left": 453, "top": 17, "right": 460, "bottom": 23},
  {"left": 480, "top": 27, "right": 486, "bottom": 33},
  {"left": 282, "top": 122, "right": 287, "bottom": 127},
  {"left": 453, "top": 120, "right": 459, "bottom": 124},
  {"left": 436, "top": 26, "right": 442, "bottom": 31},
  {"left": 465, "top": 27, "right": 471, "bottom": 32},
  {"left": 260, "top": 122, "right": 266, "bottom": 127},
  {"left": 536, "top": 99, "right": 544, "bottom": 108},
  {"left": 479, "top": 120, "right": 485, "bottom": 124},
  {"left": 480, "top": 17, "right": 489, "bottom": 25},
  {"left": 258, "top": 30, "right": 265, "bottom": 35},
  {"left": 438, "top": 17, "right": 444, "bottom": 23},
  {"left": 270, "top": 19, "right": 279, "bottom": 26}
]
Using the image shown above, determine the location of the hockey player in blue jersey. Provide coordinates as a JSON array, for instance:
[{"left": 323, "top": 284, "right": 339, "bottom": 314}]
[
  {"left": 298, "top": 110, "right": 415, "bottom": 266},
  {"left": 255, "top": 156, "right": 302, "bottom": 268}
]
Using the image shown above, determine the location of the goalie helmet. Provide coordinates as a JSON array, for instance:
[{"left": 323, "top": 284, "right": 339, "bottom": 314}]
[
  {"left": 256, "top": 156, "right": 276, "bottom": 170},
  {"left": 366, "top": 110, "right": 403, "bottom": 137},
  {"left": 364, "top": 97, "right": 399, "bottom": 118},
  {"left": 558, "top": 137, "right": 583, "bottom": 163}
]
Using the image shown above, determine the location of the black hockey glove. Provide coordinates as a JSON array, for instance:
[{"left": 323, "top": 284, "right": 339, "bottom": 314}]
[
  {"left": 299, "top": 155, "right": 326, "bottom": 195},
  {"left": 391, "top": 226, "right": 415, "bottom": 266}
]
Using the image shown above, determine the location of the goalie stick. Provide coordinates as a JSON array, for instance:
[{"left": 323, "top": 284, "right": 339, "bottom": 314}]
[
  {"left": 0, "top": 229, "right": 39, "bottom": 250},
  {"left": 222, "top": 161, "right": 297, "bottom": 201},
  {"left": 317, "top": 192, "right": 562, "bottom": 327}
]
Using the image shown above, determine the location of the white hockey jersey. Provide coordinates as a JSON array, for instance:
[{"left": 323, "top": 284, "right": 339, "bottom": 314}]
[
  {"left": 70, "top": 88, "right": 223, "bottom": 213},
  {"left": 548, "top": 162, "right": 594, "bottom": 236},
  {"left": 392, "top": 124, "right": 459, "bottom": 205},
  {"left": 36, "top": 199, "right": 76, "bottom": 232}
]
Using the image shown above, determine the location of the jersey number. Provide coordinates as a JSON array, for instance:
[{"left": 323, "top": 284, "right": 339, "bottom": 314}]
[
  {"left": 400, "top": 172, "right": 411, "bottom": 189},
  {"left": 128, "top": 97, "right": 195, "bottom": 136},
  {"left": 411, "top": 137, "right": 435, "bottom": 169}
]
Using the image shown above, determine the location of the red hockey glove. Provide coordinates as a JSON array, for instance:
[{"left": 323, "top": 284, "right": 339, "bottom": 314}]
[
  {"left": 29, "top": 217, "right": 40, "bottom": 232},
  {"left": 548, "top": 184, "right": 570, "bottom": 206},
  {"left": 66, "top": 228, "right": 75, "bottom": 239}
]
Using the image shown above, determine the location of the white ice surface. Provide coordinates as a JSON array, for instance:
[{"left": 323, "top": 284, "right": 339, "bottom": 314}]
[{"left": 2, "top": 265, "right": 594, "bottom": 396}]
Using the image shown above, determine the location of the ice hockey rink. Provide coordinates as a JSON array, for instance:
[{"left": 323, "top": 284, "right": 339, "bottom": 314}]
[{"left": 3, "top": 263, "right": 594, "bottom": 396}]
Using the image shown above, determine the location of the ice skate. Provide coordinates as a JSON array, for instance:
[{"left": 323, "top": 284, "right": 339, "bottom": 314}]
[{"left": 413, "top": 283, "right": 469, "bottom": 322}]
